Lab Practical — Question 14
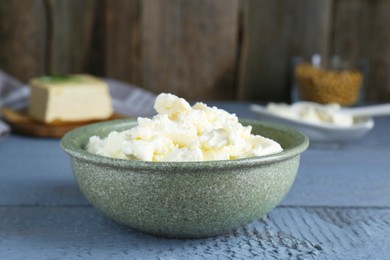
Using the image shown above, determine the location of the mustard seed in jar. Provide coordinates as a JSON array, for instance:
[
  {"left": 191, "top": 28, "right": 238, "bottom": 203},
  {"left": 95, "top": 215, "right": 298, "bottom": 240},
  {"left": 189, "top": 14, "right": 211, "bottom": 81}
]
[{"left": 295, "top": 63, "right": 363, "bottom": 106}]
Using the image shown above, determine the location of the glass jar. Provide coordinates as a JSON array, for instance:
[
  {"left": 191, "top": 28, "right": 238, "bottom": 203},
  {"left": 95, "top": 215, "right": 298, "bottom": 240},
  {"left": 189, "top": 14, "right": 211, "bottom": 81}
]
[{"left": 291, "top": 55, "right": 368, "bottom": 106}]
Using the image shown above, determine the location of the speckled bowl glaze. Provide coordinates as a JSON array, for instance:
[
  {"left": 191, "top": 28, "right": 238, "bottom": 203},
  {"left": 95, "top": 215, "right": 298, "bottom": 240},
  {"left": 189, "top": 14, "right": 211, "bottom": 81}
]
[{"left": 61, "top": 118, "right": 308, "bottom": 238}]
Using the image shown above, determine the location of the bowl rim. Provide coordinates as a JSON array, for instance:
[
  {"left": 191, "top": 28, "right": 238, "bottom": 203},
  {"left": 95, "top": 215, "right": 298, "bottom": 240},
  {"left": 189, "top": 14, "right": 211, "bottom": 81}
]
[{"left": 60, "top": 118, "right": 309, "bottom": 170}]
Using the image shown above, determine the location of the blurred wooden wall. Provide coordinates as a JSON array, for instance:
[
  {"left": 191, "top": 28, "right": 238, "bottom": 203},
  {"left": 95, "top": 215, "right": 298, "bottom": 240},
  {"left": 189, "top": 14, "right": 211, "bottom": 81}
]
[{"left": 0, "top": 0, "right": 389, "bottom": 102}]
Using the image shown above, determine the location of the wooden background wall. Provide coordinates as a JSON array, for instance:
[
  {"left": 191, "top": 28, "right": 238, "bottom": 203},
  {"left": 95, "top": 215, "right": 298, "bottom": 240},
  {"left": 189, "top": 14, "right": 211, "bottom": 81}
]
[{"left": 0, "top": 0, "right": 389, "bottom": 102}]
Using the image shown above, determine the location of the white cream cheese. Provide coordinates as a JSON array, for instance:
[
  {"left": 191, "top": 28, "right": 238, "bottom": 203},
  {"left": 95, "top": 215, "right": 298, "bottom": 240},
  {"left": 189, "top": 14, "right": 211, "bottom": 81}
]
[
  {"left": 87, "top": 93, "right": 283, "bottom": 162},
  {"left": 266, "top": 102, "right": 354, "bottom": 127}
]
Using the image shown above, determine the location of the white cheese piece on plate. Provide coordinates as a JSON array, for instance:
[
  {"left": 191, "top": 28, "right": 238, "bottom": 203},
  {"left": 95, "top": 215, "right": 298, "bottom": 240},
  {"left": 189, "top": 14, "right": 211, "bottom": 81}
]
[{"left": 28, "top": 74, "right": 113, "bottom": 124}]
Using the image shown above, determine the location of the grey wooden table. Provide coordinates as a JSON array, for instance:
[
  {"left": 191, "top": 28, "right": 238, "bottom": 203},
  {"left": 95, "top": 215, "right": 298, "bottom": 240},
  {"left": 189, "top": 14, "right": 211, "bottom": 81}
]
[{"left": 1, "top": 102, "right": 389, "bottom": 260}]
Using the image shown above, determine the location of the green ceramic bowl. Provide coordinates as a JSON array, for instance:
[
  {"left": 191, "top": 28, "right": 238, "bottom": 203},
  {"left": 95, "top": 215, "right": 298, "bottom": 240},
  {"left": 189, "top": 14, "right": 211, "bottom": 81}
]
[{"left": 61, "top": 118, "right": 308, "bottom": 238}]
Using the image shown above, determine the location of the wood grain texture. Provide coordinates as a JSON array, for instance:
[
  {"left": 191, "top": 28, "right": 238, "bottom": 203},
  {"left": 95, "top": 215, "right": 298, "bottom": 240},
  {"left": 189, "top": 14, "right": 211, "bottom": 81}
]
[
  {"left": 290, "top": 0, "right": 333, "bottom": 59},
  {"left": 0, "top": 0, "right": 390, "bottom": 102},
  {"left": 104, "top": 0, "right": 142, "bottom": 86},
  {"left": 1, "top": 103, "right": 390, "bottom": 259},
  {"left": 1, "top": 107, "right": 390, "bottom": 208},
  {"left": 1, "top": 108, "right": 124, "bottom": 138},
  {"left": 238, "top": 0, "right": 292, "bottom": 102},
  {"left": 141, "top": 0, "right": 239, "bottom": 100},
  {"left": 238, "top": 0, "right": 333, "bottom": 102},
  {"left": 332, "top": 0, "right": 371, "bottom": 63},
  {"left": 1, "top": 206, "right": 389, "bottom": 259},
  {"left": 0, "top": 0, "right": 47, "bottom": 81},
  {"left": 332, "top": 0, "right": 372, "bottom": 104},
  {"left": 366, "top": 0, "right": 390, "bottom": 102},
  {"left": 46, "top": 0, "right": 97, "bottom": 74}
]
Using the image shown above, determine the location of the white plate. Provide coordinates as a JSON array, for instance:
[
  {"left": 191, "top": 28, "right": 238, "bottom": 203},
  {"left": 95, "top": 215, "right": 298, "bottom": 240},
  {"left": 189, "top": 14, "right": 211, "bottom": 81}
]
[{"left": 250, "top": 104, "right": 374, "bottom": 143}]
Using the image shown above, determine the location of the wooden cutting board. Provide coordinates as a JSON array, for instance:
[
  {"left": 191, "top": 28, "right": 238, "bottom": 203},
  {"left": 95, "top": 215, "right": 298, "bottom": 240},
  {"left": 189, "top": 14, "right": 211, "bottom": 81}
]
[{"left": 1, "top": 108, "right": 125, "bottom": 138}]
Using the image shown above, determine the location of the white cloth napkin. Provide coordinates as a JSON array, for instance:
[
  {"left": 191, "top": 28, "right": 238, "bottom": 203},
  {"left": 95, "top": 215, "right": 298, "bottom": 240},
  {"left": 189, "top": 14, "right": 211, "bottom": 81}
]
[{"left": 0, "top": 70, "right": 157, "bottom": 139}]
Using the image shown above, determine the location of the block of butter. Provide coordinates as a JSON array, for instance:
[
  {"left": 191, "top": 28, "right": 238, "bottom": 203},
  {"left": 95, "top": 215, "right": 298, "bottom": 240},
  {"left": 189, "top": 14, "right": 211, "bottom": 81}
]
[{"left": 28, "top": 74, "right": 113, "bottom": 124}]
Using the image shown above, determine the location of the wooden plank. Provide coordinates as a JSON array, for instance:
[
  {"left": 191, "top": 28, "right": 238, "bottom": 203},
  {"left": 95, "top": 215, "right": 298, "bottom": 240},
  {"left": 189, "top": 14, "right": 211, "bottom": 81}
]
[
  {"left": 1, "top": 112, "right": 390, "bottom": 208},
  {"left": 85, "top": 0, "right": 106, "bottom": 77},
  {"left": 0, "top": 0, "right": 389, "bottom": 102},
  {"left": 46, "top": 0, "right": 96, "bottom": 74},
  {"left": 1, "top": 104, "right": 390, "bottom": 258},
  {"left": 290, "top": 0, "right": 333, "bottom": 60},
  {"left": 141, "top": 0, "right": 239, "bottom": 100},
  {"left": 1, "top": 107, "right": 124, "bottom": 138},
  {"left": 1, "top": 206, "right": 389, "bottom": 259},
  {"left": 332, "top": 0, "right": 371, "bottom": 64},
  {"left": 104, "top": 0, "right": 142, "bottom": 86},
  {"left": 366, "top": 0, "right": 390, "bottom": 102},
  {"left": 283, "top": 118, "right": 390, "bottom": 207},
  {"left": 331, "top": 0, "right": 372, "bottom": 104},
  {"left": 0, "top": 0, "right": 47, "bottom": 82},
  {"left": 238, "top": 0, "right": 333, "bottom": 102}
]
